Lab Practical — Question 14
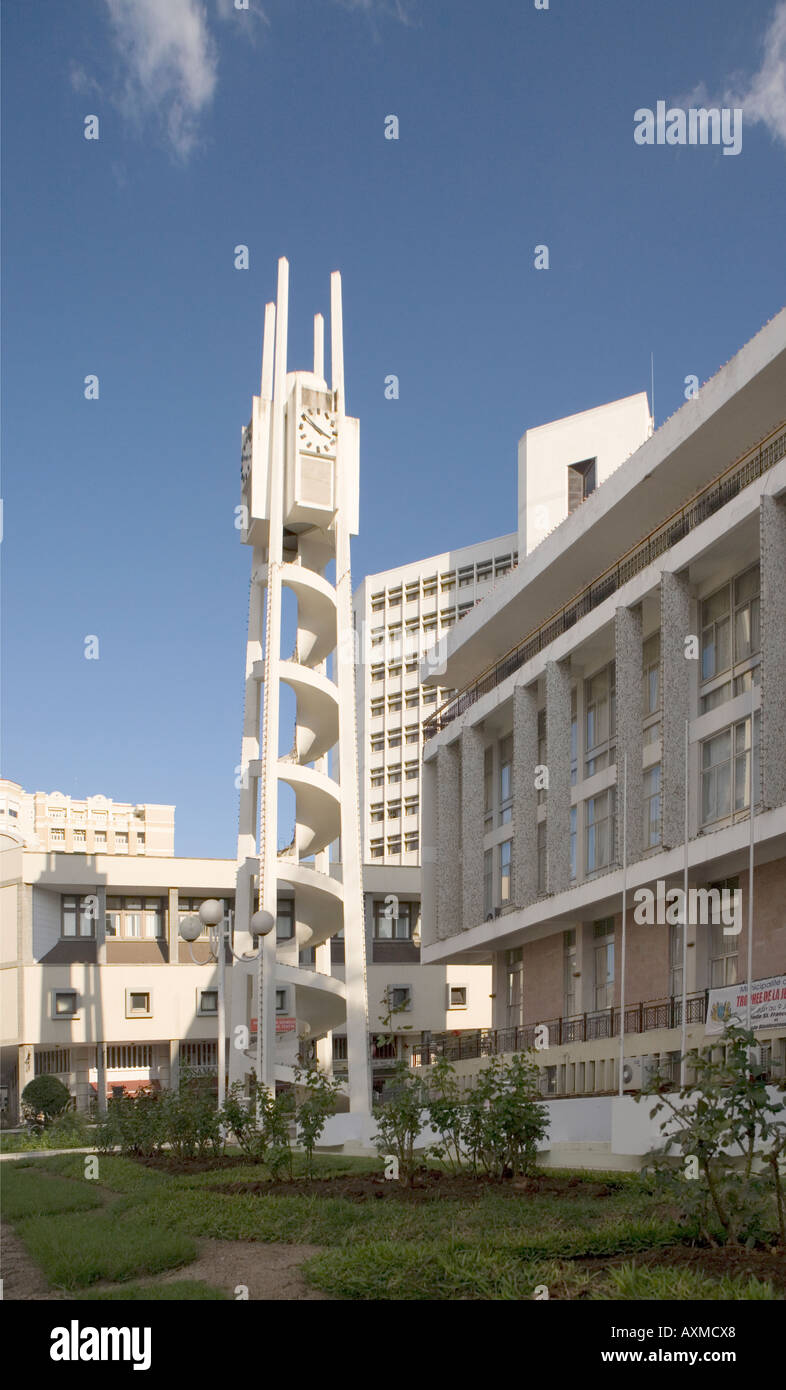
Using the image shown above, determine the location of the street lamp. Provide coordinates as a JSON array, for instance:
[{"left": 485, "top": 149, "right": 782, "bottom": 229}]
[{"left": 178, "top": 900, "right": 274, "bottom": 1109}]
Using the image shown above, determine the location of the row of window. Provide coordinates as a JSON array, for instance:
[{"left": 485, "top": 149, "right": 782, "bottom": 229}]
[
  {"left": 369, "top": 834, "right": 419, "bottom": 857},
  {"left": 370, "top": 797, "right": 419, "bottom": 822},
  {"left": 369, "top": 557, "right": 517, "bottom": 610},
  {"left": 370, "top": 728, "right": 422, "bottom": 752},
  {"left": 51, "top": 829, "right": 145, "bottom": 850},
  {"left": 370, "top": 761, "right": 419, "bottom": 788},
  {"left": 50, "top": 985, "right": 294, "bottom": 1021}
]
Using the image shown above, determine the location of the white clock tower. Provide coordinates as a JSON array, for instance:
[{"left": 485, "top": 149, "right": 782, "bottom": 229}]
[{"left": 230, "top": 257, "right": 371, "bottom": 1114}]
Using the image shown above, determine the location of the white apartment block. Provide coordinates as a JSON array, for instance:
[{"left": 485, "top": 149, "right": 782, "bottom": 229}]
[
  {"left": 420, "top": 310, "right": 786, "bottom": 1104},
  {"left": 0, "top": 780, "right": 174, "bottom": 858}
]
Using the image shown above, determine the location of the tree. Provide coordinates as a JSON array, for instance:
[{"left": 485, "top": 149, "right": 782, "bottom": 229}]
[{"left": 21, "top": 1075, "right": 72, "bottom": 1130}]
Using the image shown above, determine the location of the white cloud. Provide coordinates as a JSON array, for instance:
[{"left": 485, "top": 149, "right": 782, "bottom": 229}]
[
  {"left": 725, "top": 0, "right": 786, "bottom": 148},
  {"left": 103, "top": 0, "right": 218, "bottom": 161}
]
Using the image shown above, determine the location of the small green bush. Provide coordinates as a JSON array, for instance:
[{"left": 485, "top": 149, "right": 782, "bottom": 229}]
[{"left": 21, "top": 1075, "right": 72, "bottom": 1130}]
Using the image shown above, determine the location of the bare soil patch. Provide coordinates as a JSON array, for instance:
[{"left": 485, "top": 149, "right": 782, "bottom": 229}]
[
  {"left": 206, "top": 1171, "right": 626, "bottom": 1202},
  {"left": 1, "top": 1223, "right": 54, "bottom": 1300}
]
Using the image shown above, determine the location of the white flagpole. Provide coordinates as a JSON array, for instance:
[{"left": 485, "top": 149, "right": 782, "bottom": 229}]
[
  {"left": 618, "top": 753, "right": 628, "bottom": 1098},
  {"left": 746, "top": 685, "right": 756, "bottom": 1030},
  {"left": 680, "top": 718, "right": 689, "bottom": 1084}
]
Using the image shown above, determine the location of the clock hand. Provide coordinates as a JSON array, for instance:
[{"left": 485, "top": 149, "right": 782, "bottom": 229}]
[{"left": 305, "top": 415, "right": 332, "bottom": 439}]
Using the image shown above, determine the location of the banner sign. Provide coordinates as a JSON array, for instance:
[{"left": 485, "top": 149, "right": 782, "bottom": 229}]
[
  {"left": 250, "top": 1017, "right": 297, "bottom": 1034},
  {"left": 705, "top": 975, "right": 786, "bottom": 1034}
]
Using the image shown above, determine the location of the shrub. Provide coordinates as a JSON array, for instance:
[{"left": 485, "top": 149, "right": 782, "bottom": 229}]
[
  {"left": 21, "top": 1075, "right": 72, "bottom": 1130},
  {"left": 459, "top": 1054, "right": 549, "bottom": 1178},
  {"left": 638, "top": 1022, "right": 786, "bottom": 1245},
  {"left": 373, "top": 1062, "right": 430, "bottom": 1184},
  {"left": 294, "top": 1064, "right": 343, "bottom": 1180}
]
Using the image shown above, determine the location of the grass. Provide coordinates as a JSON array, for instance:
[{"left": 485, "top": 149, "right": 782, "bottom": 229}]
[
  {"left": 4, "top": 1155, "right": 781, "bottom": 1300},
  {"left": 74, "top": 1281, "right": 230, "bottom": 1301}
]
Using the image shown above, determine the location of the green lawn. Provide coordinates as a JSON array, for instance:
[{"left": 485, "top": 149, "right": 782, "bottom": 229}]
[{"left": 2, "top": 1154, "right": 782, "bottom": 1300}]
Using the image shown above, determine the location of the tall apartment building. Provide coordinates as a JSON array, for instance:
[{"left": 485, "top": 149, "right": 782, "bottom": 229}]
[
  {"left": 0, "top": 780, "right": 174, "bottom": 857},
  {"left": 420, "top": 310, "right": 786, "bottom": 1100}
]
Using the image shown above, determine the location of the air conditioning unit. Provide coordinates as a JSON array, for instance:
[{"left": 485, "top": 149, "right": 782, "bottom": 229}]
[{"left": 622, "top": 1056, "right": 659, "bottom": 1091}]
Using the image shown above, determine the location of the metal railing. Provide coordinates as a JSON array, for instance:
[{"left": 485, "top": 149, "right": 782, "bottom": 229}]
[
  {"left": 423, "top": 420, "right": 786, "bottom": 741},
  {"left": 409, "top": 992, "right": 708, "bottom": 1065}
]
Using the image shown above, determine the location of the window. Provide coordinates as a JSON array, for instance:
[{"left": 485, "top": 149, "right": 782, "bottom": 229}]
[
  {"left": 387, "top": 985, "right": 412, "bottom": 1011},
  {"left": 370, "top": 838, "right": 384, "bottom": 858},
  {"left": 484, "top": 849, "right": 493, "bottom": 917},
  {"left": 585, "top": 788, "right": 615, "bottom": 873},
  {"left": 537, "top": 819, "right": 547, "bottom": 894},
  {"left": 52, "top": 990, "right": 78, "bottom": 1018},
  {"left": 733, "top": 566, "right": 760, "bottom": 664},
  {"left": 73, "top": 829, "right": 86, "bottom": 845},
  {"left": 422, "top": 689, "right": 438, "bottom": 705},
  {"left": 115, "top": 833, "right": 128, "bottom": 852},
  {"left": 593, "top": 919, "right": 615, "bottom": 1010},
  {"left": 374, "top": 900, "right": 418, "bottom": 939},
  {"left": 371, "top": 734, "right": 384, "bottom": 753},
  {"left": 125, "top": 990, "right": 151, "bottom": 1017},
  {"left": 499, "top": 734, "right": 513, "bottom": 824},
  {"left": 370, "top": 804, "right": 384, "bottom": 823},
  {"left": 569, "top": 805, "right": 577, "bottom": 882},
  {"left": 404, "top": 796, "right": 418, "bottom": 816},
  {"left": 642, "top": 632, "right": 660, "bottom": 717},
  {"left": 669, "top": 923, "right": 683, "bottom": 998},
  {"left": 643, "top": 765, "right": 661, "bottom": 848},
  {"left": 370, "top": 698, "right": 384, "bottom": 717},
  {"left": 62, "top": 895, "right": 97, "bottom": 938},
  {"left": 585, "top": 663, "right": 615, "bottom": 774},
  {"left": 701, "top": 568, "right": 760, "bottom": 685},
  {"left": 405, "top": 761, "right": 419, "bottom": 780},
  {"left": 275, "top": 989, "right": 287, "bottom": 1012},
  {"left": 35, "top": 1049, "right": 71, "bottom": 1076},
  {"left": 388, "top": 800, "right": 401, "bottom": 819},
  {"left": 404, "top": 833, "right": 419, "bottom": 852},
  {"left": 387, "top": 837, "right": 402, "bottom": 855},
  {"left": 448, "top": 985, "right": 467, "bottom": 1009},
  {"left": 405, "top": 693, "right": 419, "bottom": 708},
  {"left": 95, "top": 830, "right": 107, "bottom": 846},
  {"left": 276, "top": 900, "right": 294, "bottom": 940},
  {"left": 709, "top": 915, "right": 738, "bottom": 988},
  {"left": 567, "top": 457, "right": 596, "bottom": 512},
  {"left": 564, "top": 930, "right": 577, "bottom": 1016},
  {"left": 458, "top": 566, "right": 474, "bottom": 588},
  {"left": 387, "top": 733, "right": 402, "bottom": 749},
  {"left": 499, "top": 839, "right": 513, "bottom": 904},
  {"left": 106, "top": 1044, "right": 152, "bottom": 1069},
  {"left": 198, "top": 988, "right": 218, "bottom": 1016},
  {"left": 370, "top": 772, "right": 384, "bottom": 788},
  {"left": 405, "top": 727, "right": 419, "bottom": 744},
  {"left": 483, "top": 746, "right": 493, "bottom": 828},
  {"left": 51, "top": 828, "right": 65, "bottom": 842},
  {"left": 387, "top": 766, "right": 401, "bottom": 785},
  {"left": 371, "top": 663, "right": 384, "bottom": 683},
  {"left": 701, "top": 715, "right": 760, "bottom": 825},
  {"left": 507, "top": 950, "right": 523, "bottom": 1027}
]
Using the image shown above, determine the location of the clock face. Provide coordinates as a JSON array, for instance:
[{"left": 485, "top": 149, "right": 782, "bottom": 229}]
[{"left": 298, "top": 408, "right": 337, "bottom": 457}]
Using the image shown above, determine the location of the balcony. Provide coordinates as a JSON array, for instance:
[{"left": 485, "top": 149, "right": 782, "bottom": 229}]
[{"left": 410, "top": 992, "right": 709, "bottom": 1066}]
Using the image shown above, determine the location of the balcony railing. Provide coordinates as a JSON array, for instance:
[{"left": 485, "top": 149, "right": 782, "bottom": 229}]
[
  {"left": 410, "top": 993, "right": 708, "bottom": 1065},
  {"left": 423, "top": 420, "right": 786, "bottom": 741}
]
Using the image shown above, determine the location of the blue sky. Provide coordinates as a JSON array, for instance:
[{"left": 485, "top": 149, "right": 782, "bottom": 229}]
[{"left": 3, "top": 0, "right": 785, "bottom": 857}]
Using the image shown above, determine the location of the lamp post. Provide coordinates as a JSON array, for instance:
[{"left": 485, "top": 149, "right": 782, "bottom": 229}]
[{"left": 178, "top": 900, "right": 275, "bottom": 1109}]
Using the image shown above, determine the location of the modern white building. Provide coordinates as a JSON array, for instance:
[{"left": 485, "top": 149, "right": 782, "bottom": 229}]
[
  {"left": 0, "top": 780, "right": 174, "bottom": 858},
  {"left": 419, "top": 309, "right": 786, "bottom": 1102},
  {"left": 518, "top": 392, "right": 653, "bottom": 556}
]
